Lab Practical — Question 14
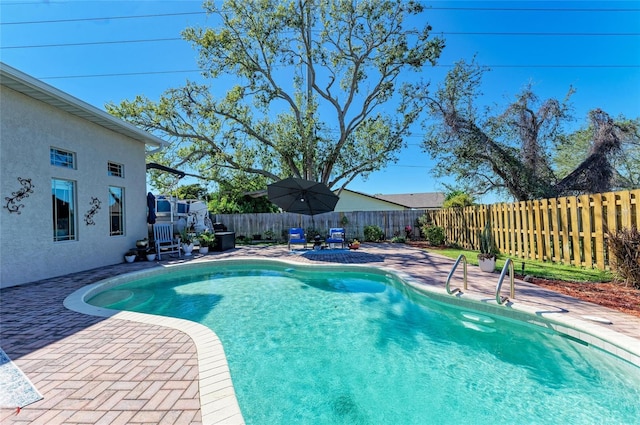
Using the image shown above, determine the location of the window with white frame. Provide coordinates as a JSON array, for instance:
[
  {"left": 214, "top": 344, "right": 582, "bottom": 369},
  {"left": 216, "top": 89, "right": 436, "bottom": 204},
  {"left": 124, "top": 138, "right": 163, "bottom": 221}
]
[
  {"left": 52, "top": 179, "right": 76, "bottom": 241},
  {"left": 50, "top": 147, "right": 75, "bottom": 169},
  {"left": 108, "top": 161, "right": 124, "bottom": 177},
  {"left": 109, "top": 186, "right": 125, "bottom": 236}
]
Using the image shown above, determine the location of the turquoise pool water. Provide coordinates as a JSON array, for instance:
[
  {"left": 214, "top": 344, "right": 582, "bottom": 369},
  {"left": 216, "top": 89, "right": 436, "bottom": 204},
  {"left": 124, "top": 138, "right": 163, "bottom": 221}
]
[{"left": 88, "top": 261, "right": 640, "bottom": 424}]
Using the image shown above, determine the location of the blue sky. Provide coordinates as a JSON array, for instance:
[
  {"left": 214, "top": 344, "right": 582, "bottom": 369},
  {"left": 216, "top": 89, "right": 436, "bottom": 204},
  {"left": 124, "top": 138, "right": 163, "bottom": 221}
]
[{"left": 1, "top": 1, "right": 639, "bottom": 203}]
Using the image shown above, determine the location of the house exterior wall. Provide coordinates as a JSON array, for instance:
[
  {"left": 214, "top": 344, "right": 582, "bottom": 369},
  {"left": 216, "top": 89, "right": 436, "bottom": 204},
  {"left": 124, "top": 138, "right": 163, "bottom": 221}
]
[
  {"left": 334, "top": 190, "right": 406, "bottom": 212},
  {"left": 0, "top": 86, "right": 148, "bottom": 288}
]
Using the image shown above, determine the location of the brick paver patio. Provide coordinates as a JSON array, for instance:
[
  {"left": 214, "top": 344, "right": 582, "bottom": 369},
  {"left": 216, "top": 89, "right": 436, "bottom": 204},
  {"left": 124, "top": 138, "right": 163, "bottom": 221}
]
[{"left": 2, "top": 243, "right": 639, "bottom": 424}]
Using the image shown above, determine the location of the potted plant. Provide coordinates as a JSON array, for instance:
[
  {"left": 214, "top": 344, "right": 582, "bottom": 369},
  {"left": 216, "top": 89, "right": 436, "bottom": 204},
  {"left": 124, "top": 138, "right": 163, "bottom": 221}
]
[
  {"left": 180, "top": 230, "right": 194, "bottom": 256},
  {"left": 198, "top": 241, "right": 209, "bottom": 254},
  {"left": 205, "top": 234, "right": 217, "bottom": 251},
  {"left": 146, "top": 248, "right": 157, "bottom": 262},
  {"left": 124, "top": 250, "right": 137, "bottom": 263},
  {"left": 198, "top": 231, "right": 216, "bottom": 254},
  {"left": 348, "top": 239, "right": 361, "bottom": 250},
  {"left": 478, "top": 222, "right": 497, "bottom": 272},
  {"left": 264, "top": 229, "right": 275, "bottom": 240}
]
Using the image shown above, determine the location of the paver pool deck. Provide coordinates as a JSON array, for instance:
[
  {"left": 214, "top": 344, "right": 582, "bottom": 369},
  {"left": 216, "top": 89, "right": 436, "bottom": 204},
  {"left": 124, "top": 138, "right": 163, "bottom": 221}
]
[{"left": 1, "top": 243, "right": 639, "bottom": 424}]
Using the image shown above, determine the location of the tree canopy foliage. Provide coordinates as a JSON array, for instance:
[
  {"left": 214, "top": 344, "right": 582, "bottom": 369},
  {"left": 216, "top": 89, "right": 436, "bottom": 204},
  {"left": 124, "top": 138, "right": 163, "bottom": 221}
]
[
  {"left": 207, "top": 178, "right": 280, "bottom": 213},
  {"left": 555, "top": 117, "right": 640, "bottom": 190},
  {"left": 107, "top": 0, "right": 444, "bottom": 193},
  {"left": 442, "top": 190, "right": 475, "bottom": 208},
  {"left": 171, "top": 182, "right": 279, "bottom": 213},
  {"left": 422, "top": 60, "right": 639, "bottom": 201},
  {"left": 174, "top": 184, "right": 209, "bottom": 201}
]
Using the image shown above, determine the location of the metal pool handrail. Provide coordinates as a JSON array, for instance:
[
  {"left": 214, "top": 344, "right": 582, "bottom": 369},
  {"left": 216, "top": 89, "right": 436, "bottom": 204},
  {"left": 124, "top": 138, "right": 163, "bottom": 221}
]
[
  {"left": 445, "top": 254, "right": 467, "bottom": 295},
  {"left": 495, "top": 258, "right": 515, "bottom": 305}
]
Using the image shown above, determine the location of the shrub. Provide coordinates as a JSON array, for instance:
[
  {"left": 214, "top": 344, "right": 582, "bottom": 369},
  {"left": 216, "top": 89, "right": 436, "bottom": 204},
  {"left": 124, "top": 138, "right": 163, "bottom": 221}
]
[
  {"left": 416, "top": 214, "right": 434, "bottom": 239},
  {"left": 363, "top": 225, "right": 384, "bottom": 242},
  {"left": 417, "top": 214, "right": 432, "bottom": 229},
  {"left": 391, "top": 236, "right": 406, "bottom": 243},
  {"left": 608, "top": 227, "right": 640, "bottom": 288},
  {"left": 404, "top": 225, "right": 413, "bottom": 240},
  {"left": 424, "top": 225, "right": 445, "bottom": 246}
]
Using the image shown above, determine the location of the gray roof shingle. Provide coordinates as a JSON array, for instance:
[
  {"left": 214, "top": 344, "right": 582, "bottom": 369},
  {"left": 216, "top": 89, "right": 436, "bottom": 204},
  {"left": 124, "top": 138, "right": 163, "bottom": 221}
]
[{"left": 373, "top": 192, "right": 445, "bottom": 209}]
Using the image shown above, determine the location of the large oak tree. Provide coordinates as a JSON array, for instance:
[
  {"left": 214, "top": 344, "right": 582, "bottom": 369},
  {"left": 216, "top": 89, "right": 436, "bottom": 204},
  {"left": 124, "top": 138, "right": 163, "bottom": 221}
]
[{"left": 107, "top": 0, "right": 444, "bottom": 193}]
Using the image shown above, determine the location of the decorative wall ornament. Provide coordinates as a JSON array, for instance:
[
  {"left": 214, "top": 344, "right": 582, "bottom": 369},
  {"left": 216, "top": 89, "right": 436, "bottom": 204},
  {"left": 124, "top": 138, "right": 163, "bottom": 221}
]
[
  {"left": 4, "top": 177, "right": 34, "bottom": 214},
  {"left": 84, "top": 197, "right": 102, "bottom": 225}
]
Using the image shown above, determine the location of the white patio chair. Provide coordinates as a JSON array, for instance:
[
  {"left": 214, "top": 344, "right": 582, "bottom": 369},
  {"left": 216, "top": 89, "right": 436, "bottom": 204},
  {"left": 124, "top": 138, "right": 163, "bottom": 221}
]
[{"left": 153, "top": 223, "right": 182, "bottom": 260}]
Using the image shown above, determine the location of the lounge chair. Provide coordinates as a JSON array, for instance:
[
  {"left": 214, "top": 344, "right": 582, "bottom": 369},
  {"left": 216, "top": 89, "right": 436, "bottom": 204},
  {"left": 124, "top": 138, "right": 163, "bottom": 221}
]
[
  {"left": 153, "top": 223, "right": 182, "bottom": 260},
  {"left": 325, "top": 227, "right": 346, "bottom": 249},
  {"left": 288, "top": 227, "right": 307, "bottom": 250}
]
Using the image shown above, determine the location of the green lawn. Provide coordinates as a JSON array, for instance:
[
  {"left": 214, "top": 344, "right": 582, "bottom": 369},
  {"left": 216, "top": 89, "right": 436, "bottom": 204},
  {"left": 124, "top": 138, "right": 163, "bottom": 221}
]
[{"left": 425, "top": 247, "right": 613, "bottom": 283}]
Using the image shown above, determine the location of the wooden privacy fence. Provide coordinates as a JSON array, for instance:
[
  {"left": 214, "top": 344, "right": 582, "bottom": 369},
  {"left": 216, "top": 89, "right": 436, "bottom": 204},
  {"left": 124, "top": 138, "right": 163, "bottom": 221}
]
[
  {"left": 422, "top": 189, "right": 640, "bottom": 270},
  {"left": 213, "top": 189, "right": 638, "bottom": 271},
  {"left": 213, "top": 210, "right": 428, "bottom": 242}
]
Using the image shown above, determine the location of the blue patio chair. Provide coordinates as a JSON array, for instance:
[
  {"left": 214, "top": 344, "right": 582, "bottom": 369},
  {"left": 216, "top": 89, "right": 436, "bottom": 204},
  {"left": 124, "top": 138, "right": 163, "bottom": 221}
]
[
  {"left": 288, "top": 227, "right": 307, "bottom": 250},
  {"left": 326, "top": 227, "right": 346, "bottom": 249}
]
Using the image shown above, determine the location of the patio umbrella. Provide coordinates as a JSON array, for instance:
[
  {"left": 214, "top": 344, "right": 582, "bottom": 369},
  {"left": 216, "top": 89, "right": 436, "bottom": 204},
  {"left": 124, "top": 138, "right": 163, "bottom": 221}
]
[
  {"left": 146, "top": 192, "right": 156, "bottom": 224},
  {"left": 267, "top": 177, "right": 339, "bottom": 216}
]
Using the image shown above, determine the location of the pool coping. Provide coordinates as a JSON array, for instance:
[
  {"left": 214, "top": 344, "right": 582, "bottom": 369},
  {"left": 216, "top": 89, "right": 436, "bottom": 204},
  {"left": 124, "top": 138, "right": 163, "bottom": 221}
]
[{"left": 63, "top": 253, "right": 640, "bottom": 425}]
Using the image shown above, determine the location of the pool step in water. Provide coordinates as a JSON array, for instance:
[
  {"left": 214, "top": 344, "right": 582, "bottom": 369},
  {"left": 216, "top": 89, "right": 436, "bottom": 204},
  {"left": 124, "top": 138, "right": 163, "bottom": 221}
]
[
  {"left": 460, "top": 312, "right": 495, "bottom": 324},
  {"left": 460, "top": 320, "right": 497, "bottom": 333},
  {"left": 459, "top": 312, "right": 496, "bottom": 333}
]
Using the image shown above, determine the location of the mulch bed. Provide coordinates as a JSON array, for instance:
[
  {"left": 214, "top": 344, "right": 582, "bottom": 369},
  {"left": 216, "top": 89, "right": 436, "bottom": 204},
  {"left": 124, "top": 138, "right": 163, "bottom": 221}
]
[{"left": 527, "top": 277, "right": 640, "bottom": 318}]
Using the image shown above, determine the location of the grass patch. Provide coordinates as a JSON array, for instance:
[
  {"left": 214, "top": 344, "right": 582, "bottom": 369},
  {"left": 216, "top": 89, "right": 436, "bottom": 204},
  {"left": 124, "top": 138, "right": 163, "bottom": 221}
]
[{"left": 429, "top": 248, "right": 613, "bottom": 283}]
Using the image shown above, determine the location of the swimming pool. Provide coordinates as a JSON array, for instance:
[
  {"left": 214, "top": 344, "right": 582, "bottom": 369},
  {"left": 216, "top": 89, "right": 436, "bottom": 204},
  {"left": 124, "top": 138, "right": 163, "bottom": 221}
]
[{"left": 83, "top": 260, "right": 640, "bottom": 424}]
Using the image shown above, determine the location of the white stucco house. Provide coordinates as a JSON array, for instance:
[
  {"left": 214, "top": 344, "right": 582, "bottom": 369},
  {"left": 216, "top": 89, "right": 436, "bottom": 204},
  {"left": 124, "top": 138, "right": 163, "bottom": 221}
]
[{"left": 0, "top": 63, "right": 166, "bottom": 288}]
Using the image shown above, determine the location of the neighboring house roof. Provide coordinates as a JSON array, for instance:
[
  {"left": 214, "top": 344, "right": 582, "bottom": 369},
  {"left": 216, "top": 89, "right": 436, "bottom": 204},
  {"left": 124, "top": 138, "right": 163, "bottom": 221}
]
[
  {"left": 335, "top": 188, "right": 407, "bottom": 212},
  {"left": 339, "top": 188, "right": 444, "bottom": 209},
  {"left": 373, "top": 192, "right": 445, "bottom": 209},
  {"left": 339, "top": 188, "right": 408, "bottom": 208},
  {"left": 0, "top": 62, "right": 166, "bottom": 147}
]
